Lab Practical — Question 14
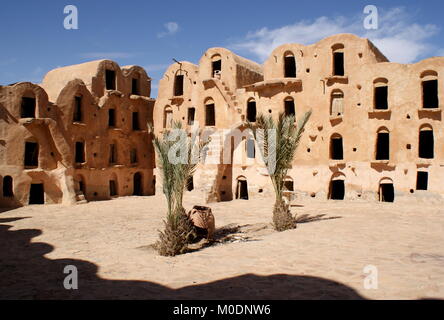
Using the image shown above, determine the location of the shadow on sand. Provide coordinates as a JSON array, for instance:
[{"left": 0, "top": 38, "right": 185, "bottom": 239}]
[{"left": 1, "top": 216, "right": 436, "bottom": 300}]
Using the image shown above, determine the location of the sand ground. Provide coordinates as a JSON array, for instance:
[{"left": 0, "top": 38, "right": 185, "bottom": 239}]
[{"left": 0, "top": 192, "right": 443, "bottom": 300}]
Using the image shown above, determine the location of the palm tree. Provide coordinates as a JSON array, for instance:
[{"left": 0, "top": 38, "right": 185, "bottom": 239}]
[
  {"left": 246, "top": 111, "right": 311, "bottom": 231},
  {"left": 152, "top": 121, "right": 207, "bottom": 256}
]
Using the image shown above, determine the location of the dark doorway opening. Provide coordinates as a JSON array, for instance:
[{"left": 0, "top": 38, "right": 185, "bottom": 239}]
[
  {"left": 73, "top": 96, "right": 82, "bottom": 122},
  {"left": 132, "top": 112, "right": 140, "bottom": 130},
  {"left": 374, "top": 86, "right": 388, "bottom": 110},
  {"left": 75, "top": 141, "right": 85, "bottom": 163},
  {"left": 422, "top": 80, "right": 439, "bottom": 109},
  {"left": 284, "top": 180, "right": 294, "bottom": 191},
  {"left": 133, "top": 172, "right": 143, "bottom": 196},
  {"left": 284, "top": 56, "right": 296, "bottom": 78},
  {"left": 109, "top": 144, "right": 117, "bottom": 164},
  {"left": 3, "top": 176, "right": 13, "bottom": 197},
  {"left": 132, "top": 78, "right": 140, "bottom": 95},
  {"left": 416, "top": 171, "right": 428, "bottom": 191},
  {"left": 174, "top": 75, "right": 184, "bottom": 96},
  {"left": 187, "top": 176, "right": 194, "bottom": 191},
  {"left": 108, "top": 109, "right": 116, "bottom": 127},
  {"left": 212, "top": 60, "right": 221, "bottom": 77},
  {"left": 379, "top": 183, "right": 394, "bottom": 202},
  {"left": 205, "top": 104, "right": 215, "bottom": 126},
  {"left": 109, "top": 180, "right": 117, "bottom": 197},
  {"left": 105, "top": 70, "right": 116, "bottom": 90},
  {"left": 236, "top": 179, "right": 249, "bottom": 200},
  {"left": 247, "top": 101, "right": 257, "bottom": 122},
  {"left": 24, "top": 142, "right": 39, "bottom": 167},
  {"left": 419, "top": 130, "right": 434, "bottom": 159},
  {"left": 329, "top": 180, "right": 345, "bottom": 200},
  {"left": 187, "top": 107, "right": 195, "bottom": 125},
  {"left": 330, "top": 136, "right": 344, "bottom": 160},
  {"left": 29, "top": 183, "right": 44, "bottom": 204},
  {"left": 78, "top": 178, "right": 85, "bottom": 194},
  {"left": 333, "top": 52, "right": 345, "bottom": 76},
  {"left": 21, "top": 97, "right": 36, "bottom": 118},
  {"left": 376, "top": 132, "right": 390, "bottom": 160},
  {"left": 285, "top": 99, "right": 295, "bottom": 116}
]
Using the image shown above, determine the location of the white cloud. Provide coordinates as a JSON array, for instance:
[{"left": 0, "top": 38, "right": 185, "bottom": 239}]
[
  {"left": 230, "top": 7, "right": 440, "bottom": 64},
  {"left": 157, "top": 22, "right": 179, "bottom": 38},
  {"left": 81, "top": 52, "right": 135, "bottom": 59}
]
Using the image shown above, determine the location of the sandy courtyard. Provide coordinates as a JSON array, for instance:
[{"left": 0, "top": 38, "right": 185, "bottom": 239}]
[{"left": 0, "top": 192, "right": 443, "bottom": 300}]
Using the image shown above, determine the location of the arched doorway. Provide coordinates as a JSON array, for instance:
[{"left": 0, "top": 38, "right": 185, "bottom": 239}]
[
  {"left": 133, "top": 172, "right": 143, "bottom": 196},
  {"left": 235, "top": 176, "right": 249, "bottom": 200},
  {"left": 379, "top": 178, "right": 394, "bottom": 202},
  {"left": 329, "top": 173, "right": 345, "bottom": 200}
]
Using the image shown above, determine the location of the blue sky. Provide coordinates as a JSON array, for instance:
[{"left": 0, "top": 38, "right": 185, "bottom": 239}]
[{"left": 1, "top": 0, "right": 444, "bottom": 97}]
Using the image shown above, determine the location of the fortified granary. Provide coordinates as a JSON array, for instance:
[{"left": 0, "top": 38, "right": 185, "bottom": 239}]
[
  {"left": 1, "top": 33, "right": 444, "bottom": 207},
  {"left": 154, "top": 34, "right": 444, "bottom": 204},
  {"left": 0, "top": 60, "right": 155, "bottom": 207}
]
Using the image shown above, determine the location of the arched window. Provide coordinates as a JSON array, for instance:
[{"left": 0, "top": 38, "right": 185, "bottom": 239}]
[
  {"left": 284, "top": 97, "right": 295, "bottom": 116},
  {"left": 332, "top": 44, "right": 345, "bottom": 76},
  {"left": 247, "top": 99, "right": 257, "bottom": 122},
  {"left": 419, "top": 125, "right": 434, "bottom": 159},
  {"left": 24, "top": 141, "right": 39, "bottom": 167},
  {"left": 330, "top": 90, "right": 344, "bottom": 116},
  {"left": 374, "top": 78, "right": 389, "bottom": 110},
  {"left": 105, "top": 69, "right": 116, "bottom": 90},
  {"left": 21, "top": 93, "right": 36, "bottom": 118},
  {"left": 187, "top": 107, "right": 196, "bottom": 125},
  {"left": 73, "top": 95, "right": 82, "bottom": 122},
  {"left": 284, "top": 51, "right": 296, "bottom": 78},
  {"left": 163, "top": 106, "right": 173, "bottom": 129},
  {"left": 421, "top": 71, "right": 439, "bottom": 109},
  {"left": 330, "top": 134, "right": 344, "bottom": 160},
  {"left": 109, "top": 141, "right": 118, "bottom": 164},
  {"left": 132, "top": 112, "right": 140, "bottom": 130},
  {"left": 130, "top": 147, "right": 138, "bottom": 164},
  {"left": 75, "top": 141, "right": 85, "bottom": 164},
  {"left": 211, "top": 54, "right": 222, "bottom": 78},
  {"left": 3, "top": 176, "right": 13, "bottom": 197},
  {"left": 108, "top": 108, "right": 116, "bottom": 127},
  {"left": 205, "top": 99, "right": 215, "bottom": 126},
  {"left": 132, "top": 74, "right": 140, "bottom": 95},
  {"left": 174, "top": 71, "right": 184, "bottom": 96},
  {"left": 376, "top": 127, "right": 390, "bottom": 160}
]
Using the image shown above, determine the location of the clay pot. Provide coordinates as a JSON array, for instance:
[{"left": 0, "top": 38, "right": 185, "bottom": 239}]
[{"left": 187, "top": 205, "right": 215, "bottom": 240}]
